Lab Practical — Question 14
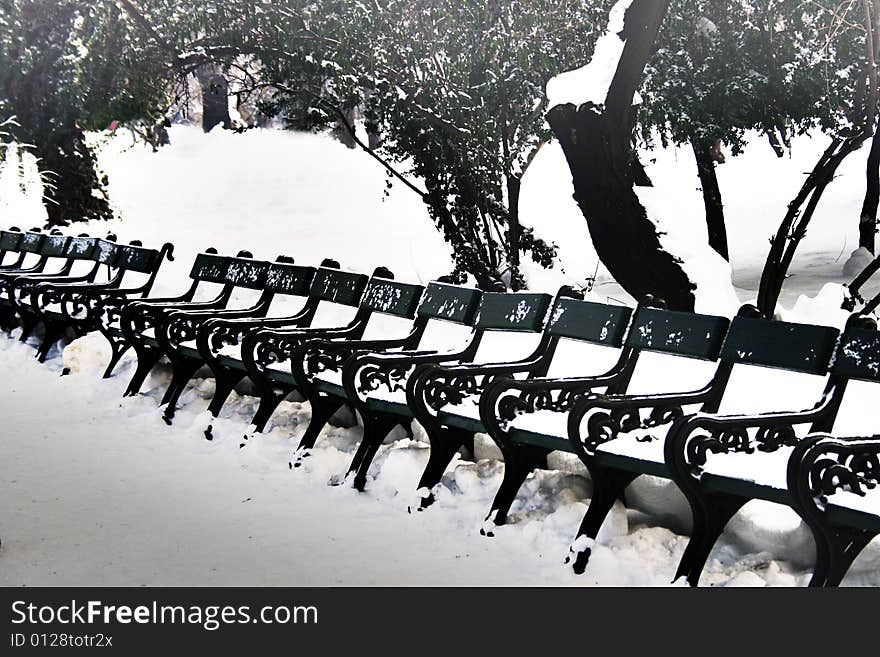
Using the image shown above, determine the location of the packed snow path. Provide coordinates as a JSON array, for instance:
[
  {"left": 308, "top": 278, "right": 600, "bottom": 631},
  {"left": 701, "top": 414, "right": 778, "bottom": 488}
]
[{"left": 2, "top": 334, "right": 878, "bottom": 586}]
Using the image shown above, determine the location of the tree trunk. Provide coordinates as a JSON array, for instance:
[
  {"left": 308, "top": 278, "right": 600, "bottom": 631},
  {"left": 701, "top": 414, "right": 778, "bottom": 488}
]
[
  {"left": 860, "top": 121, "right": 880, "bottom": 252},
  {"left": 36, "top": 124, "right": 113, "bottom": 226},
  {"left": 757, "top": 137, "right": 867, "bottom": 316},
  {"left": 547, "top": 0, "right": 696, "bottom": 310},
  {"left": 195, "top": 65, "right": 230, "bottom": 132},
  {"left": 507, "top": 175, "right": 522, "bottom": 291},
  {"left": 691, "top": 137, "right": 729, "bottom": 260}
]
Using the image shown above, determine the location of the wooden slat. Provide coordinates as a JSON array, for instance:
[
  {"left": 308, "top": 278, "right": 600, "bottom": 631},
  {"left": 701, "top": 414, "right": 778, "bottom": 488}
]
[
  {"left": 546, "top": 297, "right": 632, "bottom": 346},
  {"left": 720, "top": 316, "right": 839, "bottom": 374},
  {"left": 627, "top": 307, "right": 730, "bottom": 360},
  {"left": 417, "top": 282, "right": 482, "bottom": 325}
]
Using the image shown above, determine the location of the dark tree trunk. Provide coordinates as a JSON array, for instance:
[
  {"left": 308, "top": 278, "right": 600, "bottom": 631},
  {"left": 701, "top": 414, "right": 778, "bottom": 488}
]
[
  {"left": 36, "top": 124, "right": 113, "bottom": 226},
  {"left": 860, "top": 122, "right": 880, "bottom": 252},
  {"left": 757, "top": 137, "right": 867, "bottom": 316},
  {"left": 691, "top": 137, "right": 729, "bottom": 261},
  {"left": 547, "top": 0, "right": 696, "bottom": 310},
  {"left": 196, "top": 65, "right": 230, "bottom": 132},
  {"left": 507, "top": 175, "right": 522, "bottom": 291}
]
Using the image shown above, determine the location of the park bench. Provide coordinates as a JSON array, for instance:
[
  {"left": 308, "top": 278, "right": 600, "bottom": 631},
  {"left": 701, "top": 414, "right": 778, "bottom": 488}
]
[
  {"left": 200, "top": 273, "right": 427, "bottom": 442},
  {"left": 0, "top": 227, "right": 47, "bottom": 272},
  {"left": 0, "top": 231, "right": 79, "bottom": 337},
  {"left": 0, "top": 227, "right": 32, "bottom": 328},
  {"left": 337, "top": 288, "right": 620, "bottom": 494},
  {"left": 0, "top": 230, "right": 69, "bottom": 283},
  {"left": 0, "top": 227, "right": 26, "bottom": 268},
  {"left": 5, "top": 235, "right": 120, "bottom": 355},
  {"left": 789, "top": 431, "right": 880, "bottom": 586},
  {"left": 22, "top": 239, "right": 173, "bottom": 364},
  {"left": 758, "top": 317, "right": 880, "bottom": 587},
  {"left": 228, "top": 265, "right": 400, "bottom": 436},
  {"left": 564, "top": 308, "right": 855, "bottom": 585},
  {"left": 193, "top": 259, "right": 348, "bottom": 433},
  {"left": 474, "top": 303, "right": 729, "bottom": 541},
  {"left": 117, "top": 248, "right": 271, "bottom": 401},
  {"left": 152, "top": 255, "right": 317, "bottom": 423},
  {"left": 288, "top": 280, "right": 484, "bottom": 471}
]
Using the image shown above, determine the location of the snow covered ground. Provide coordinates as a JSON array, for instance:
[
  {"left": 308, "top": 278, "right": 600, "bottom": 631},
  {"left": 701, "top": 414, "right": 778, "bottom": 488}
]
[
  {"left": 1, "top": 125, "right": 880, "bottom": 586},
  {"left": 2, "top": 331, "right": 877, "bottom": 587}
]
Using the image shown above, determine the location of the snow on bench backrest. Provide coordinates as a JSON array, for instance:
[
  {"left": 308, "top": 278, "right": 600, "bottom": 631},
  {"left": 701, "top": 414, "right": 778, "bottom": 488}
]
[
  {"left": 826, "top": 325, "right": 880, "bottom": 435},
  {"left": 114, "top": 242, "right": 160, "bottom": 288},
  {"left": 261, "top": 261, "right": 315, "bottom": 316},
  {"left": 714, "top": 317, "right": 839, "bottom": 415},
  {"left": 185, "top": 252, "right": 232, "bottom": 302},
  {"left": 19, "top": 231, "right": 44, "bottom": 254},
  {"left": 358, "top": 278, "right": 424, "bottom": 340},
  {"left": 544, "top": 297, "right": 633, "bottom": 378},
  {"left": 621, "top": 307, "right": 730, "bottom": 395},
  {"left": 64, "top": 236, "right": 97, "bottom": 260},
  {"left": 0, "top": 229, "right": 23, "bottom": 256},
  {"left": 469, "top": 292, "right": 553, "bottom": 364},
  {"left": 222, "top": 255, "right": 273, "bottom": 308},
  {"left": 41, "top": 234, "right": 69, "bottom": 258},
  {"left": 412, "top": 281, "right": 482, "bottom": 352},
  {"left": 303, "top": 266, "right": 369, "bottom": 329}
]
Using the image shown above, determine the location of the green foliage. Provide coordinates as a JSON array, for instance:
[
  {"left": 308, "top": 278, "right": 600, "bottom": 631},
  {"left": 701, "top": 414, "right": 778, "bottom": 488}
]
[
  {"left": 0, "top": 0, "right": 171, "bottom": 224},
  {"left": 640, "top": 0, "right": 875, "bottom": 153}
]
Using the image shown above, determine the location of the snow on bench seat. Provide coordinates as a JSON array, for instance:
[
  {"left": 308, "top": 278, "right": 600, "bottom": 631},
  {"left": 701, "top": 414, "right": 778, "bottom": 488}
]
[
  {"left": 700, "top": 446, "right": 794, "bottom": 504},
  {"left": 826, "top": 490, "right": 880, "bottom": 532}
]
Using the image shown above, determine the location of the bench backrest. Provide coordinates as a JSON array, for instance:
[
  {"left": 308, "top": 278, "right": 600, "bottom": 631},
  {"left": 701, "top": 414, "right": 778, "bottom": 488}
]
[
  {"left": 546, "top": 296, "right": 632, "bottom": 347},
  {"left": 264, "top": 262, "right": 315, "bottom": 296},
  {"left": 19, "top": 231, "right": 45, "bottom": 254},
  {"left": 64, "top": 236, "right": 99, "bottom": 260},
  {"left": 625, "top": 307, "right": 730, "bottom": 360},
  {"left": 416, "top": 282, "right": 482, "bottom": 325},
  {"left": 831, "top": 325, "right": 880, "bottom": 382},
  {"left": 0, "top": 229, "right": 23, "bottom": 253},
  {"left": 188, "top": 252, "right": 230, "bottom": 284},
  {"left": 42, "top": 234, "right": 70, "bottom": 258},
  {"left": 719, "top": 316, "right": 839, "bottom": 374},
  {"left": 474, "top": 292, "right": 553, "bottom": 332},
  {"left": 222, "top": 255, "right": 272, "bottom": 290},
  {"left": 309, "top": 267, "right": 369, "bottom": 306},
  {"left": 93, "top": 239, "right": 120, "bottom": 265},
  {"left": 359, "top": 278, "right": 425, "bottom": 319},
  {"left": 114, "top": 243, "right": 163, "bottom": 273}
]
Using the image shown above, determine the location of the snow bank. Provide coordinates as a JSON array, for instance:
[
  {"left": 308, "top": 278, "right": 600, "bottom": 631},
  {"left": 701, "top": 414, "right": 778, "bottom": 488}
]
[
  {"left": 88, "top": 126, "right": 454, "bottom": 296},
  {"left": 0, "top": 142, "right": 46, "bottom": 227}
]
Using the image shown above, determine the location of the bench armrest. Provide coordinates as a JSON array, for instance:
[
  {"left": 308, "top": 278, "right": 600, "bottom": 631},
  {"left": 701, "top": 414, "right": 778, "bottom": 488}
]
[
  {"left": 565, "top": 387, "right": 715, "bottom": 456},
  {"left": 293, "top": 331, "right": 422, "bottom": 388},
  {"left": 787, "top": 434, "right": 880, "bottom": 521},
  {"left": 406, "top": 341, "right": 556, "bottom": 418},
  {"left": 339, "top": 347, "right": 469, "bottom": 405},
  {"left": 665, "top": 396, "right": 838, "bottom": 480},
  {"left": 240, "top": 320, "right": 368, "bottom": 375},
  {"left": 162, "top": 298, "right": 273, "bottom": 350},
  {"left": 195, "top": 304, "right": 316, "bottom": 360}
]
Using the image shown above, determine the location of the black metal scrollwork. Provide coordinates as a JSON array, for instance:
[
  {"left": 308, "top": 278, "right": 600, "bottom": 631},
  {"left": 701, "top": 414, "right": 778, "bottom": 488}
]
[
  {"left": 422, "top": 372, "right": 481, "bottom": 411},
  {"left": 356, "top": 362, "right": 413, "bottom": 397},
  {"left": 806, "top": 442, "right": 880, "bottom": 499},
  {"left": 167, "top": 316, "right": 200, "bottom": 347},
  {"left": 303, "top": 343, "right": 350, "bottom": 377},
  {"left": 253, "top": 334, "right": 303, "bottom": 370},
  {"left": 208, "top": 323, "right": 246, "bottom": 354},
  {"left": 496, "top": 387, "right": 583, "bottom": 428}
]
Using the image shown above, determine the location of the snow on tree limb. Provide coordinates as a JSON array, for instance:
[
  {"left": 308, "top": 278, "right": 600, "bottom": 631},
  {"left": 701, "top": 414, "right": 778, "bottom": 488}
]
[{"left": 546, "top": 0, "right": 639, "bottom": 110}]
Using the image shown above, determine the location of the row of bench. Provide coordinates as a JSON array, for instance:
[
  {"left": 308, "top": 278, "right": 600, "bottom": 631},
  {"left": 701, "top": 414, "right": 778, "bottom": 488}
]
[{"left": 1, "top": 225, "right": 878, "bottom": 586}]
